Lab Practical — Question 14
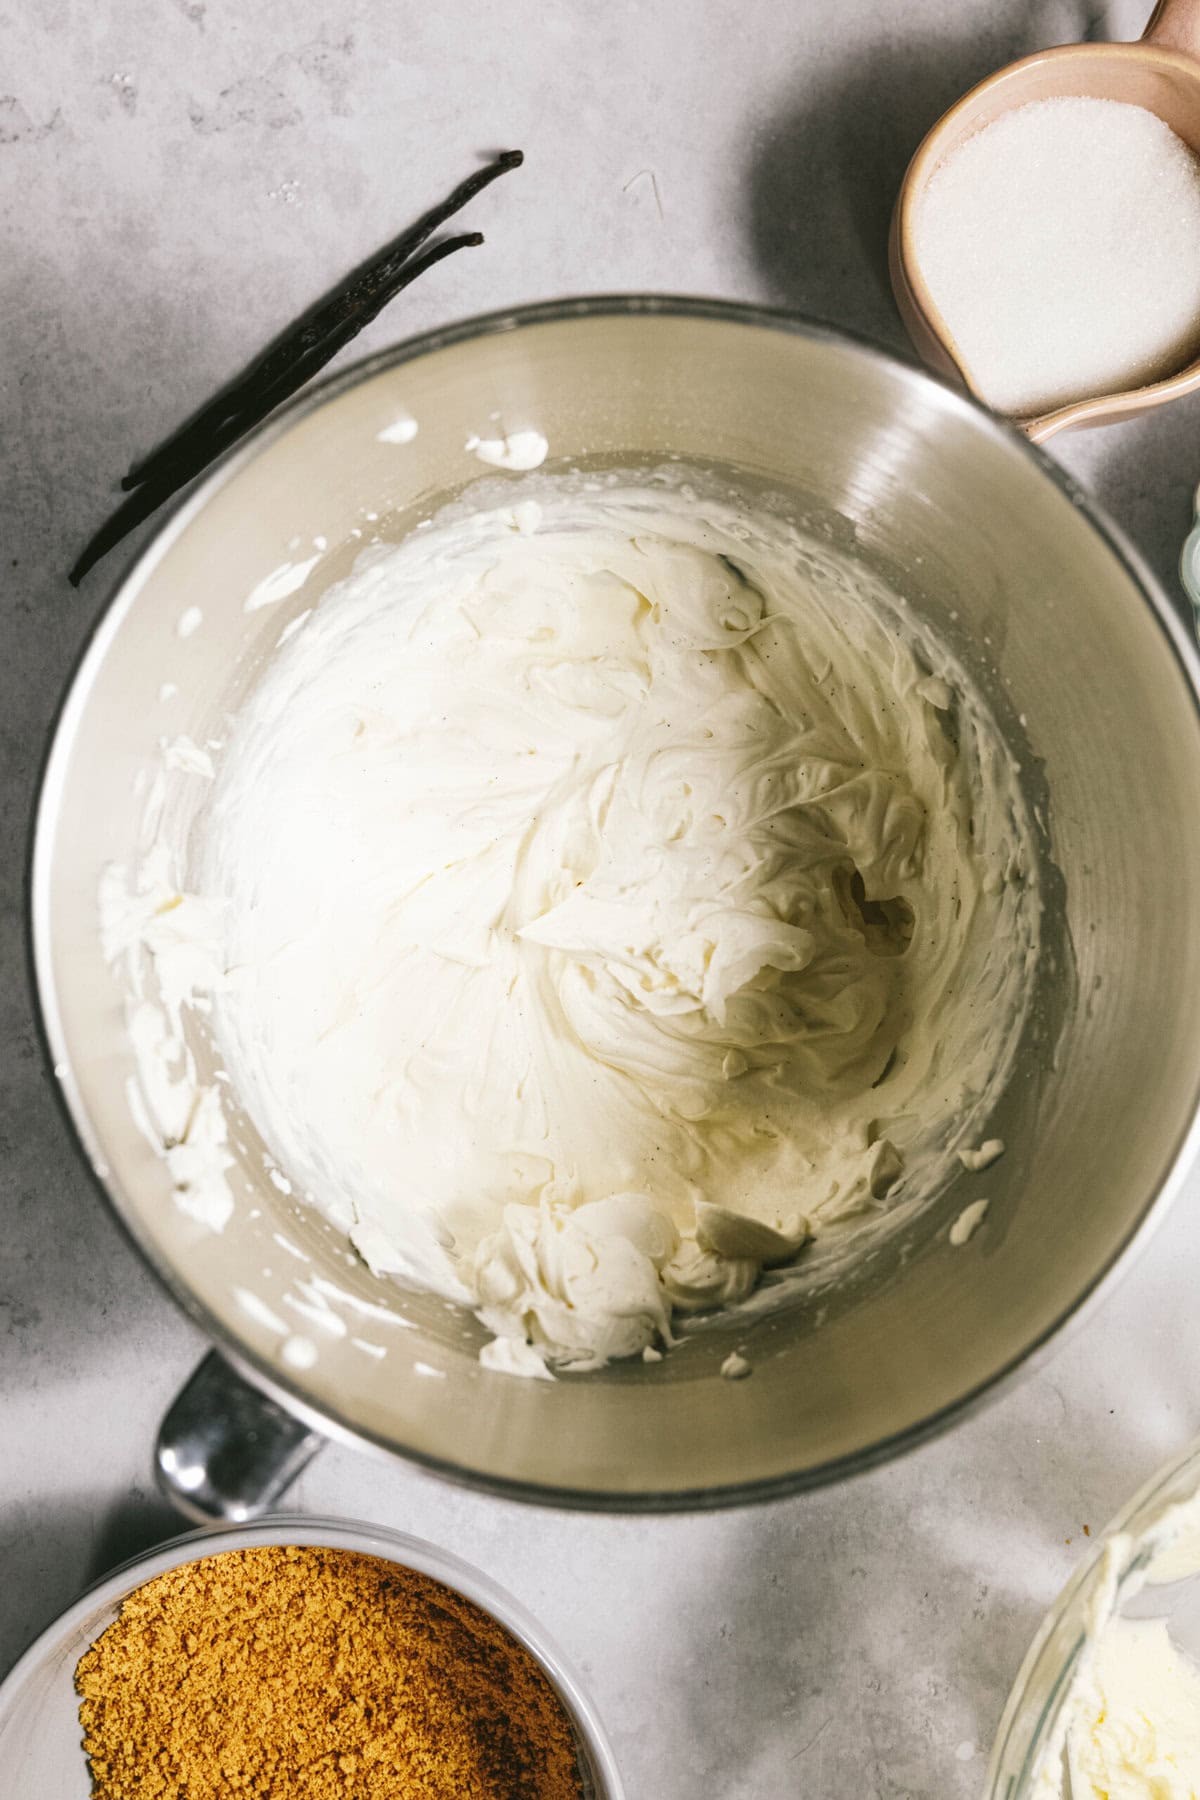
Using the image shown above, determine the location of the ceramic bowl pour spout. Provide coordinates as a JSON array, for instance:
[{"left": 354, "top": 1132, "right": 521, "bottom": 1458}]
[{"left": 891, "top": 0, "right": 1200, "bottom": 440}]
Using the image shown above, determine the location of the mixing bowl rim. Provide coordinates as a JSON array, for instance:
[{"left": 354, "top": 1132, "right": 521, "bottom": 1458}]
[
  {"left": 28, "top": 292, "right": 1200, "bottom": 1511},
  {"left": 0, "top": 1511, "right": 624, "bottom": 1797}
]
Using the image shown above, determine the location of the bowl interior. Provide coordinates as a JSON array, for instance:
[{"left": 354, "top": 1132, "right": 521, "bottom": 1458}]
[{"left": 33, "top": 302, "right": 1200, "bottom": 1501}]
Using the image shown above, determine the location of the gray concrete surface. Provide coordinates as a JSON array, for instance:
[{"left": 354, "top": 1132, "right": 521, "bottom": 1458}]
[{"left": 4, "top": 1, "right": 1200, "bottom": 1794}]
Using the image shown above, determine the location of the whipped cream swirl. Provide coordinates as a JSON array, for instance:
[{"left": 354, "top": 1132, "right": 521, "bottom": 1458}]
[{"left": 110, "top": 479, "right": 1039, "bottom": 1375}]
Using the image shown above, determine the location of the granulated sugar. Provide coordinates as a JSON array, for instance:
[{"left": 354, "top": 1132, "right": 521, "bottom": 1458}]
[{"left": 913, "top": 96, "right": 1200, "bottom": 416}]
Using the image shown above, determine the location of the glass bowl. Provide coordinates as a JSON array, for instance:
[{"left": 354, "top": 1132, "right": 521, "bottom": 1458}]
[
  {"left": 985, "top": 1437, "right": 1200, "bottom": 1798},
  {"left": 0, "top": 1514, "right": 623, "bottom": 1799}
]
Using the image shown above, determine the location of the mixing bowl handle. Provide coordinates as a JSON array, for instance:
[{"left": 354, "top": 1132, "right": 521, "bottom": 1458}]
[
  {"left": 155, "top": 1350, "right": 324, "bottom": 1522},
  {"left": 1144, "top": 0, "right": 1200, "bottom": 55}
]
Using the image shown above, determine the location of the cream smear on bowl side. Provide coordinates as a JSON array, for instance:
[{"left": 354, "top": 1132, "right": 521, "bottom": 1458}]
[{"left": 101, "top": 474, "right": 1040, "bottom": 1378}]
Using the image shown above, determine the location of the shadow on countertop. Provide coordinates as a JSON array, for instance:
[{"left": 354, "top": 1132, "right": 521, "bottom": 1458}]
[
  {"left": 0, "top": 1486, "right": 187, "bottom": 1676},
  {"left": 83, "top": 1487, "right": 187, "bottom": 1588},
  {"left": 744, "top": 3, "right": 1105, "bottom": 345},
  {"left": 743, "top": 1, "right": 1200, "bottom": 627},
  {"left": 1071, "top": 396, "right": 1200, "bottom": 625},
  {"left": 661, "top": 1374, "right": 1180, "bottom": 1800}
]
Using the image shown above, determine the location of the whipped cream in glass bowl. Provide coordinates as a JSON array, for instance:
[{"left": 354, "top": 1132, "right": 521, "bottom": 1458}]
[{"left": 987, "top": 1439, "right": 1200, "bottom": 1800}]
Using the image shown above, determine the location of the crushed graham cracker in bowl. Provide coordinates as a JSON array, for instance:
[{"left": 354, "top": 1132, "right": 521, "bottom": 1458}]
[{"left": 74, "top": 1542, "right": 587, "bottom": 1799}]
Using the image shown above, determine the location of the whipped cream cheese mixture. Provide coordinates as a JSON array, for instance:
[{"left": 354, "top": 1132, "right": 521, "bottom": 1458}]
[
  {"left": 1066, "top": 1618, "right": 1200, "bottom": 1798},
  {"left": 1032, "top": 1491, "right": 1200, "bottom": 1800},
  {"left": 105, "top": 478, "right": 1039, "bottom": 1376}
]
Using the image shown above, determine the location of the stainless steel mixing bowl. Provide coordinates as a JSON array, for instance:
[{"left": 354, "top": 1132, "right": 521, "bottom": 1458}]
[{"left": 31, "top": 297, "right": 1200, "bottom": 1514}]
